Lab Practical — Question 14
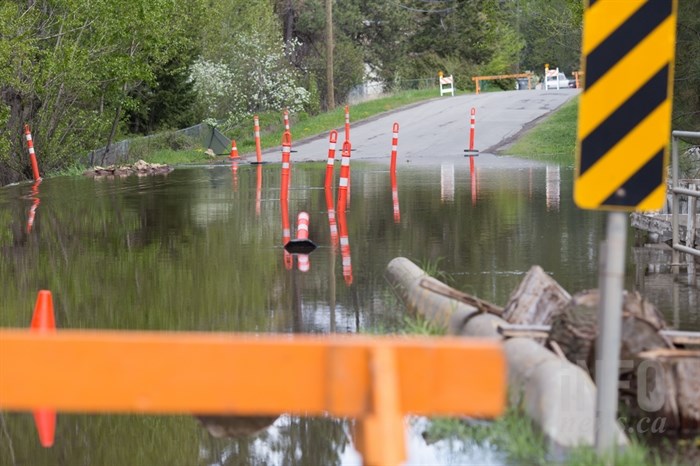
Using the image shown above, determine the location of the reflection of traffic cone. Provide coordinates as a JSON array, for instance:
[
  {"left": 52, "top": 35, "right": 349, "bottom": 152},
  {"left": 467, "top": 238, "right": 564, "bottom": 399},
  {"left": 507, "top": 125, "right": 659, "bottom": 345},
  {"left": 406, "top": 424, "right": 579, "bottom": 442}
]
[
  {"left": 255, "top": 164, "right": 262, "bottom": 216},
  {"left": 27, "top": 179, "right": 41, "bottom": 234},
  {"left": 30, "top": 290, "right": 56, "bottom": 448},
  {"left": 281, "top": 184, "right": 293, "bottom": 270},
  {"left": 296, "top": 212, "right": 310, "bottom": 272},
  {"left": 470, "top": 157, "right": 477, "bottom": 206},
  {"left": 391, "top": 172, "right": 400, "bottom": 224},
  {"left": 337, "top": 140, "right": 351, "bottom": 212},
  {"left": 325, "top": 130, "right": 338, "bottom": 189},
  {"left": 390, "top": 122, "right": 399, "bottom": 173},
  {"left": 229, "top": 140, "right": 239, "bottom": 159},
  {"left": 325, "top": 185, "right": 339, "bottom": 248},
  {"left": 231, "top": 161, "right": 239, "bottom": 192},
  {"left": 337, "top": 205, "right": 353, "bottom": 286}
]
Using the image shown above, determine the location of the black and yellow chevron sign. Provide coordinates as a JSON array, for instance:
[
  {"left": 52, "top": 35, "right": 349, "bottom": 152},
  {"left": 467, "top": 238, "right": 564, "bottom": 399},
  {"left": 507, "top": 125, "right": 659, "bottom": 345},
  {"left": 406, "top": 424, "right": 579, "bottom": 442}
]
[{"left": 575, "top": 0, "right": 678, "bottom": 211}]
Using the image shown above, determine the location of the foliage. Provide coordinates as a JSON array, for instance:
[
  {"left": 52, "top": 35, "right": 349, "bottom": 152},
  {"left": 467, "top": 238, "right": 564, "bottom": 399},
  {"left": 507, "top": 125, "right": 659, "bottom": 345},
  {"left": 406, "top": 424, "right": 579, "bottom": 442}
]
[
  {"left": 0, "top": 0, "right": 205, "bottom": 185},
  {"left": 674, "top": 0, "right": 700, "bottom": 130}
]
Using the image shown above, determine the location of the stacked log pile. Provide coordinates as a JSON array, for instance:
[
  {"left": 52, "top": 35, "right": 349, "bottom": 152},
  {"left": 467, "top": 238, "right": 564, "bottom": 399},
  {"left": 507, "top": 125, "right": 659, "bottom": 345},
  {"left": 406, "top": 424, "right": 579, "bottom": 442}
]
[{"left": 501, "top": 266, "right": 699, "bottom": 433}]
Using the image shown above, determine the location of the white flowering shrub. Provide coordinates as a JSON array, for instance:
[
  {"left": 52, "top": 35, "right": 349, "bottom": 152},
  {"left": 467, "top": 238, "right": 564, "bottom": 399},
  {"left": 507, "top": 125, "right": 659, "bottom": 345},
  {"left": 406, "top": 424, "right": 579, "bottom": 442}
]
[{"left": 191, "top": 34, "right": 309, "bottom": 129}]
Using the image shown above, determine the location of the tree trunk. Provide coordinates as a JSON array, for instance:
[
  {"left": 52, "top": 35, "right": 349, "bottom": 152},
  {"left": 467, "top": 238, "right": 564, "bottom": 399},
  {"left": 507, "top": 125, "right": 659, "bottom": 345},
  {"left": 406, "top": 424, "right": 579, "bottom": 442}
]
[{"left": 502, "top": 265, "right": 571, "bottom": 326}]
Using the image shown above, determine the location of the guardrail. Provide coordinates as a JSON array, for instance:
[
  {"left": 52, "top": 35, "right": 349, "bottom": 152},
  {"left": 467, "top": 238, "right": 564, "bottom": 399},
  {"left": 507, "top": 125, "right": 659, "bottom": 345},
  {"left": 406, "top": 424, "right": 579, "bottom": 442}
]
[
  {"left": 671, "top": 130, "right": 700, "bottom": 267},
  {"left": 0, "top": 291, "right": 505, "bottom": 466},
  {"left": 471, "top": 73, "right": 533, "bottom": 94}
]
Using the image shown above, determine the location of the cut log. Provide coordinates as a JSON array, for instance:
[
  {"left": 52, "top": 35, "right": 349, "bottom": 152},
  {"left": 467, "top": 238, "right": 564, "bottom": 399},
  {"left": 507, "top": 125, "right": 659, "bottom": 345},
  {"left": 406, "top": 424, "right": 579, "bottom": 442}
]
[
  {"left": 630, "top": 349, "right": 700, "bottom": 433},
  {"left": 547, "top": 290, "right": 673, "bottom": 370},
  {"left": 502, "top": 265, "right": 571, "bottom": 326}
]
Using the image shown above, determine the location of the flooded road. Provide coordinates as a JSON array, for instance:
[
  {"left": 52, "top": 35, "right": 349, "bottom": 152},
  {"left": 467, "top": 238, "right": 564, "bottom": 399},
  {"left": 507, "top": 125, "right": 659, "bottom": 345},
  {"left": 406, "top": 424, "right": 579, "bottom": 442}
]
[{"left": 1, "top": 158, "right": 697, "bottom": 465}]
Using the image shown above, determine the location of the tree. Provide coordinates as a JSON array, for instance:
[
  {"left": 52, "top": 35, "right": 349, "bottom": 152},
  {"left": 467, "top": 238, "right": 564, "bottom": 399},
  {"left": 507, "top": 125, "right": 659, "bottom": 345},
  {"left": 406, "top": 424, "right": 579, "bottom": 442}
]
[{"left": 0, "top": 0, "right": 206, "bottom": 185}]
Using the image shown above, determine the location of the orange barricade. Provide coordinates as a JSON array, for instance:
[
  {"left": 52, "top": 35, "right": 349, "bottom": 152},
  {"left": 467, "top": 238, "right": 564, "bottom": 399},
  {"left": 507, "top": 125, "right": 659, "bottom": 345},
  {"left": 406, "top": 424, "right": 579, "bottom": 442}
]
[
  {"left": 0, "top": 329, "right": 505, "bottom": 465},
  {"left": 471, "top": 73, "right": 533, "bottom": 95}
]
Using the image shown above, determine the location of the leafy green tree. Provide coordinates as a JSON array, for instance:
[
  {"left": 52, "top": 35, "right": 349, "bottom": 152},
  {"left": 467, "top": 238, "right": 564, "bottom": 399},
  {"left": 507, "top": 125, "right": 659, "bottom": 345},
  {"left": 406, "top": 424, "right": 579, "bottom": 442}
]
[
  {"left": 0, "top": 0, "right": 205, "bottom": 185},
  {"left": 674, "top": 0, "right": 700, "bottom": 129}
]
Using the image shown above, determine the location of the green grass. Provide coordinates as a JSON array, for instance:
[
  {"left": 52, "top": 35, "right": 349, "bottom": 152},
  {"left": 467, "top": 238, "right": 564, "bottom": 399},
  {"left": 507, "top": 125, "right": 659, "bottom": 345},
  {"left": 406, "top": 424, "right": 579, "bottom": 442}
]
[
  {"left": 425, "top": 409, "right": 686, "bottom": 466},
  {"left": 501, "top": 96, "right": 579, "bottom": 165}
]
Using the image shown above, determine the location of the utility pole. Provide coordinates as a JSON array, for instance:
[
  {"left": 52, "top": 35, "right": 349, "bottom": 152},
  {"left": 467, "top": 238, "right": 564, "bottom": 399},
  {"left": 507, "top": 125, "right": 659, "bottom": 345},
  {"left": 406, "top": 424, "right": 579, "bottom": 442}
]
[{"left": 325, "top": 0, "right": 335, "bottom": 110}]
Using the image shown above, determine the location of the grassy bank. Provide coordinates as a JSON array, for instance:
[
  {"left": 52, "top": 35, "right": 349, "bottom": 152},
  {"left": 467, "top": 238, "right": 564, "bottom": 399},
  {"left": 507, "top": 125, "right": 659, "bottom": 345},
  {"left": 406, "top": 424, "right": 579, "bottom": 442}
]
[
  {"left": 501, "top": 96, "right": 579, "bottom": 165},
  {"left": 123, "top": 88, "right": 443, "bottom": 167}
]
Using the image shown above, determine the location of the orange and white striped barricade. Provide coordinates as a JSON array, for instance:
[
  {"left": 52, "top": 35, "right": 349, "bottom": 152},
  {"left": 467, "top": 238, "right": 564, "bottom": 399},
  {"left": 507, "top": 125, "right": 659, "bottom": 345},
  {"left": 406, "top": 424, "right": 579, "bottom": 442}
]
[
  {"left": 24, "top": 124, "right": 41, "bottom": 181},
  {"left": 439, "top": 75, "right": 455, "bottom": 97},
  {"left": 389, "top": 122, "right": 399, "bottom": 173},
  {"left": 325, "top": 130, "right": 338, "bottom": 189}
]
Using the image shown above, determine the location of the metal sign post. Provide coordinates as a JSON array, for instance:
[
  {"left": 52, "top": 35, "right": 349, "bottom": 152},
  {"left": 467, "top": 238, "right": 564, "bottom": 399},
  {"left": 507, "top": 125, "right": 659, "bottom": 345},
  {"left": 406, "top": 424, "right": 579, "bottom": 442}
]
[
  {"left": 595, "top": 212, "right": 627, "bottom": 452},
  {"left": 575, "top": 0, "right": 678, "bottom": 456}
]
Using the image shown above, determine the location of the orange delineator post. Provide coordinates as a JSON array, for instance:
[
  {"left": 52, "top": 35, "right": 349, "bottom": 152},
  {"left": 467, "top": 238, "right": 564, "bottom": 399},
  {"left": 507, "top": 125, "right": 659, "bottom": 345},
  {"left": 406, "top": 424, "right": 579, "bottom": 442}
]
[
  {"left": 29, "top": 291, "right": 56, "bottom": 448},
  {"left": 344, "top": 105, "right": 350, "bottom": 143},
  {"left": 24, "top": 124, "right": 41, "bottom": 181},
  {"left": 337, "top": 140, "right": 351, "bottom": 212},
  {"left": 283, "top": 109, "right": 290, "bottom": 132},
  {"left": 469, "top": 107, "right": 476, "bottom": 152},
  {"left": 325, "top": 130, "right": 338, "bottom": 189},
  {"left": 253, "top": 115, "right": 263, "bottom": 163},
  {"left": 389, "top": 122, "right": 399, "bottom": 174}
]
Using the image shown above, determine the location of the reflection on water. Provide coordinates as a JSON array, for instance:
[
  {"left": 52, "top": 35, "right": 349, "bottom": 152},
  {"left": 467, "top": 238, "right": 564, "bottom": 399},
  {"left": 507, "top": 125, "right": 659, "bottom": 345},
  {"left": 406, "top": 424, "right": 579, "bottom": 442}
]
[{"left": 1, "top": 159, "right": 698, "bottom": 465}]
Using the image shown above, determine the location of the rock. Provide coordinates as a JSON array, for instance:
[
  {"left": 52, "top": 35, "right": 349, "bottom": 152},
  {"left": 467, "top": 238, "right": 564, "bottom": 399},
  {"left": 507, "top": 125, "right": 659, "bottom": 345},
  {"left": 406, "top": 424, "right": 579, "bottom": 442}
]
[{"left": 84, "top": 161, "right": 173, "bottom": 178}]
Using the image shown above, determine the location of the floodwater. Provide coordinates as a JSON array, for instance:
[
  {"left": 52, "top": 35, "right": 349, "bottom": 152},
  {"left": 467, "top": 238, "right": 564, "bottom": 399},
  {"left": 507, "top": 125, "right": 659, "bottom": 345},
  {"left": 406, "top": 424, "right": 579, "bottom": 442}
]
[{"left": 1, "top": 158, "right": 697, "bottom": 465}]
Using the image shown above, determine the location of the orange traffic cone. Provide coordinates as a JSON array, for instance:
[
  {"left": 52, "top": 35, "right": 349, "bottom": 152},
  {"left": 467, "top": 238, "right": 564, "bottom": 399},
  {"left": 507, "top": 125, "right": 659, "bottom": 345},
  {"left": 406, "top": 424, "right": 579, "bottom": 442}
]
[
  {"left": 229, "top": 140, "right": 239, "bottom": 159},
  {"left": 30, "top": 290, "right": 57, "bottom": 447},
  {"left": 31, "top": 290, "right": 55, "bottom": 331}
]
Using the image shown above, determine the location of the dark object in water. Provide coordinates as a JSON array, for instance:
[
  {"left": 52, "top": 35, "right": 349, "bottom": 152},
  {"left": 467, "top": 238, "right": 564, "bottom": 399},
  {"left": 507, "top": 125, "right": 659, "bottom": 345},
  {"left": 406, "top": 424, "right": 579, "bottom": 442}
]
[
  {"left": 284, "top": 239, "right": 317, "bottom": 254},
  {"left": 194, "top": 414, "right": 279, "bottom": 438}
]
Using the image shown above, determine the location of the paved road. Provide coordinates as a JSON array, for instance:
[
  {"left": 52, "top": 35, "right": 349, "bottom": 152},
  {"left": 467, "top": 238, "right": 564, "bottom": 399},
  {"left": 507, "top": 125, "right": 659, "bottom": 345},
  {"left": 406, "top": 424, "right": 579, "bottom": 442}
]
[{"left": 265, "top": 88, "right": 579, "bottom": 167}]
